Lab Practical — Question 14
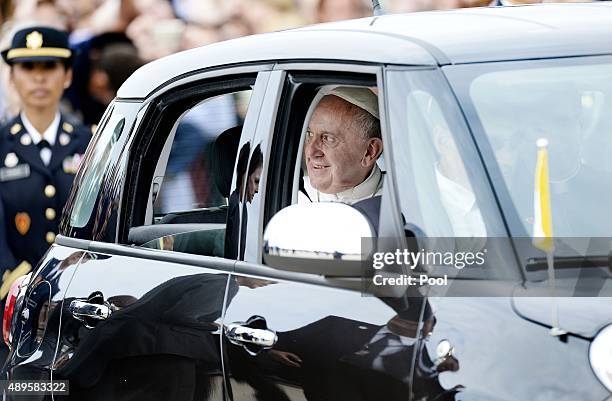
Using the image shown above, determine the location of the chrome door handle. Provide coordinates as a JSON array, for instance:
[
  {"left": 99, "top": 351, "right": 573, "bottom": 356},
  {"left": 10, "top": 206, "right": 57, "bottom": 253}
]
[
  {"left": 69, "top": 300, "right": 112, "bottom": 328},
  {"left": 225, "top": 323, "right": 277, "bottom": 351}
]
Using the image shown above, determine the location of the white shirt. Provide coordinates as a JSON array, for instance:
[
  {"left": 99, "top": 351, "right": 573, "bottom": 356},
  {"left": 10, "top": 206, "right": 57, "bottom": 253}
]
[
  {"left": 300, "top": 165, "right": 384, "bottom": 205},
  {"left": 435, "top": 168, "right": 487, "bottom": 237},
  {"left": 21, "top": 111, "right": 60, "bottom": 166}
]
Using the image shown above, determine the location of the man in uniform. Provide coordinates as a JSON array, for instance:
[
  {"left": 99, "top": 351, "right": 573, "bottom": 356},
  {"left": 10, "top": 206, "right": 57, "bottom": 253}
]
[{"left": 0, "top": 26, "right": 92, "bottom": 292}]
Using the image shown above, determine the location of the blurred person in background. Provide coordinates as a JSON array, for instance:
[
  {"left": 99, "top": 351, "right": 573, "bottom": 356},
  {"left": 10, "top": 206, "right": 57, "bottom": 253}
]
[
  {"left": 89, "top": 43, "right": 144, "bottom": 107},
  {"left": 489, "top": 0, "right": 542, "bottom": 5},
  {"left": 0, "top": 0, "right": 13, "bottom": 24},
  {"left": 0, "top": 24, "right": 20, "bottom": 125},
  {"left": 0, "top": 26, "right": 92, "bottom": 291},
  {"left": 316, "top": 0, "right": 370, "bottom": 22},
  {"left": 67, "top": 33, "right": 142, "bottom": 124}
]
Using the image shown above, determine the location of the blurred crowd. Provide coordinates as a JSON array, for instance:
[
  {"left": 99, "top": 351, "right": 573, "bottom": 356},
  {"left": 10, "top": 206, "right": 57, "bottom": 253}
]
[{"left": 0, "top": 0, "right": 593, "bottom": 126}]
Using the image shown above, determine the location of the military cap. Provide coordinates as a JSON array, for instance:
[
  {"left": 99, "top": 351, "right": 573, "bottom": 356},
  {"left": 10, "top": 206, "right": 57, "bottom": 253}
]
[{"left": 1, "top": 26, "right": 72, "bottom": 65}]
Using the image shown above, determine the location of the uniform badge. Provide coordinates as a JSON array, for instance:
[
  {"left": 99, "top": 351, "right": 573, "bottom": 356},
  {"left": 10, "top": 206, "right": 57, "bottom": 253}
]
[
  {"left": 26, "top": 31, "right": 43, "bottom": 50},
  {"left": 10, "top": 124, "right": 21, "bottom": 135},
  {"left": 0, "top": 164, "right": 30, "bottom": 182},
  {"left": 62, "top": 122, "right": 74, "bottom": 133},
  {"left": 20, "top": 135, "right": 32, "bottom": 146},
  {"left": 15, "top": 212, "right": 31, "bottom": 235},
  {"left": 4, "top": 153, "right": 18, "bottom": 168},
  {"left": 59, "top": 133, "right": 71, "bottom": 146},
  {"left": 63, "top": 153, "right": 83, "bottom": 174}
]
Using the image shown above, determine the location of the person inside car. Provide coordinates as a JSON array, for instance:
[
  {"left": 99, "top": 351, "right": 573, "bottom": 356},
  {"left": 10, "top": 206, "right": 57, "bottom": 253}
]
[{"left": 299, "top": 86, "right": 383, "bottom": 205}]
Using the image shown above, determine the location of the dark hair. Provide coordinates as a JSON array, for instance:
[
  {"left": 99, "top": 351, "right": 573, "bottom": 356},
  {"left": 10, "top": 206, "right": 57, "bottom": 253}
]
[
  {"left": 247, "top": 144, "right": 263, "bottom": 177},
  {"left": 352, "top": 103, "right": 381, "bottom": 141},
  {"left": 235, "top": 142, "right": 251, "bottom": 189},
  {"left": 94, "top": 44, "right": 144, "bottom": 92}
]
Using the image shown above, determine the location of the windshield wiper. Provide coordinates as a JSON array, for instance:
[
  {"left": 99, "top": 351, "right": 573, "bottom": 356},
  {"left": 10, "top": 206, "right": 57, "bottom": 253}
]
[{"left": 526, "top": 254, "right": 612, "bottom": 273}]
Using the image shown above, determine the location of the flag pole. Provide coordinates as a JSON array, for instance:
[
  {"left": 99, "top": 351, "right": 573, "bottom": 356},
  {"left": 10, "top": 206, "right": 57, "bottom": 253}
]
[{"left": 532, "top": 138, "right": 566, "bottom": 337}]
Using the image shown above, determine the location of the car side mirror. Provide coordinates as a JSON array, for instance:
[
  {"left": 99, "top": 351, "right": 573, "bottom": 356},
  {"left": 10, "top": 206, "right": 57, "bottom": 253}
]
[{"left": 263, "top": 203, "right": 375, "bottom": 277}]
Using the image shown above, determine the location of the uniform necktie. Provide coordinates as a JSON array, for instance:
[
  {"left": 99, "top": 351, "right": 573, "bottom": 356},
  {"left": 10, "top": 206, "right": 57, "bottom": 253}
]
[{"left": 37, "top": 139, "right": 52, "bottom": 166}]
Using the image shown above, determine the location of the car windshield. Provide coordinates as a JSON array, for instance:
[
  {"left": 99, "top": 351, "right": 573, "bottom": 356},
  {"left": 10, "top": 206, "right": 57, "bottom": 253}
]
[
  {"left": 449, "top": 58, "right": 612, "bottom": 240},
  {"left": 442, "top": 58, "right": 612, "bottom": 279}
]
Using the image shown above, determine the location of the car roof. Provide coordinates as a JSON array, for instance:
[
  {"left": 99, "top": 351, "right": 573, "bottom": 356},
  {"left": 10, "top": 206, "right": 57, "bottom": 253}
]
[{"left": 118, "top": 3, "right": 612, "bottom": 99}]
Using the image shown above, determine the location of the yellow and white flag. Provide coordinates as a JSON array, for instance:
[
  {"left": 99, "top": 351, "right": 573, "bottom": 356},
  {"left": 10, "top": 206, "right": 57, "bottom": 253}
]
[
  {"left": 532, "top": 138, "right": 566, "bottom": 336},
  {"left": 532, "top": 138, "right": 554, "bottom": 253}
]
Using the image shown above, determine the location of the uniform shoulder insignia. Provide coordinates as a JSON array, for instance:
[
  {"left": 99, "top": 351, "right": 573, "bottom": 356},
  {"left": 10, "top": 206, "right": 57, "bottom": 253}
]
[
  {"left": 10, "top": 123, "right": 22, "bottom": 135},
  {"left": 62, "top": 122, "right": 74, "bottom": 133}
]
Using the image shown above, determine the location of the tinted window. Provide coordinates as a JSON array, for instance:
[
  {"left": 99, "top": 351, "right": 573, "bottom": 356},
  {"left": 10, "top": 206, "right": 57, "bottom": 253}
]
[
  {"left": 131, "top": 90, "right": 253, "bottom": 258},
  {"left": 386, "top": 69, "right": 513, "bottom": 279},
  {"left": 69, "top": 109, "right": 124, "bottom": 228}
]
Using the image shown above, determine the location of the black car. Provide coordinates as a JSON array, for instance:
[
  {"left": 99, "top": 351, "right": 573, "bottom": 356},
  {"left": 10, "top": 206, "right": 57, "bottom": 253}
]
[{"left": 2, "top": 3, "right": 612, "bottom": 400}]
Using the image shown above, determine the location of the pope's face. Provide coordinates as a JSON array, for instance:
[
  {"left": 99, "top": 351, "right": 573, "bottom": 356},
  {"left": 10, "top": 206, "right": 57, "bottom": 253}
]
[
  {"left": 304, "top": 96, "right": 372, "bottom": 194},
  {"left": 11, "top": 61, "right": 71, "bottom": 111}
]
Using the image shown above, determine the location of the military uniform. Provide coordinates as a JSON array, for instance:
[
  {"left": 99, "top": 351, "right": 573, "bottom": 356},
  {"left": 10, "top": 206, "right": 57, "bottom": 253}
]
[
  {"left": 0, "top": 116, "right": 91, "bottom": 268},
  {"left": 0, "top": 25, "right": 92, "bottom": 289}
]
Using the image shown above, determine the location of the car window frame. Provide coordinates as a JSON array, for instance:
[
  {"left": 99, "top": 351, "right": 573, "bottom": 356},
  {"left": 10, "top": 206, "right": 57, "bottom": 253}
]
[
  {"left": 241, "top": 63, "right": 395, "bottom": 285},
  {"left": 263, "top": 63, "right": 384, "bottom": 229},
  {"left": 118, "top": 65, "right": 273, "bottom": 247}
]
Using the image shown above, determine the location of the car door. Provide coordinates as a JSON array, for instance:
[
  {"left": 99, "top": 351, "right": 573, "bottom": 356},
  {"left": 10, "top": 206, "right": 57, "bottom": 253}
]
[
  {"left": 45, "top": 67, "right": 274, "bottom": 401},
  {"left": 220, "top": 65, "right": 426, "bottom": 401}
]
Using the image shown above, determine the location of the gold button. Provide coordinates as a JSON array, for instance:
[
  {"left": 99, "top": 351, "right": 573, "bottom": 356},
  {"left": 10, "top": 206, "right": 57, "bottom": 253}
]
[
  {"left": 62, "top": 122, "right": 74, "bottom": 133},
  {"left": 45, "top": 208, "right": 56, "bottom": 220},
  {"left": 45, "top": 232, "right": 56, "bottom": 244},
  {"left": 44, "top": 185, "right": 56, "bottom": 198},
  {"left": 10, "top": 124, "right": 21, "bottom": 135}
]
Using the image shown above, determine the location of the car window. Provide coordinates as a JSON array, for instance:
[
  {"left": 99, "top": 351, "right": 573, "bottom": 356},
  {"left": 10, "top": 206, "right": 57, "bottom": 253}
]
[
  {"left": 130, "top": 89, "right": 253, "bottom": 258},
  {"left": 261, "top": 75, "right": 387, "bottom": 272},
  {"left": 69, "top": 106, "right": 124, "bottom": 228},
  {"left": 386, "top": 69, "right": 512, "bottom": 280},
  {"left": 153, "top": 92, "right": 250, "bottom": 215}
]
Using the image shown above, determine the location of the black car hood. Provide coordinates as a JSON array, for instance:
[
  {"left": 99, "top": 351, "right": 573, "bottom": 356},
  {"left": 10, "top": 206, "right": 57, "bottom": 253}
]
[{"left": 512, "top": 279, "right": 612, "bottom": 339}]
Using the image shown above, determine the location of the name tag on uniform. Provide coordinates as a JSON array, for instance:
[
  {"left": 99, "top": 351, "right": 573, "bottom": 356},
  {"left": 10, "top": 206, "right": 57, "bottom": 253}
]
[{"left": 0, "top": 164, "right": 30, "bottom": 182}]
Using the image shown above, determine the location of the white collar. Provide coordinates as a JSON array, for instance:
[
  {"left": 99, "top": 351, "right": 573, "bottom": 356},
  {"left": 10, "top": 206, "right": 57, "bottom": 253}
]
[
  {"left": 435, "top": 167, "right": 476, "bottom": 216},
  {"left": 304, "top": 164, "right": 384, "bottom": 205},
  {"left": 20, "top": 111, "right": 60, "bottom": 146}
]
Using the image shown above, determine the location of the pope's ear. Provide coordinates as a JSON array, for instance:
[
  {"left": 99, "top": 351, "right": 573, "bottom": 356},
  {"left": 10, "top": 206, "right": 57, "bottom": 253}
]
[{"left": 362, "top": 137, "right": 383, "bottom": 167}]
